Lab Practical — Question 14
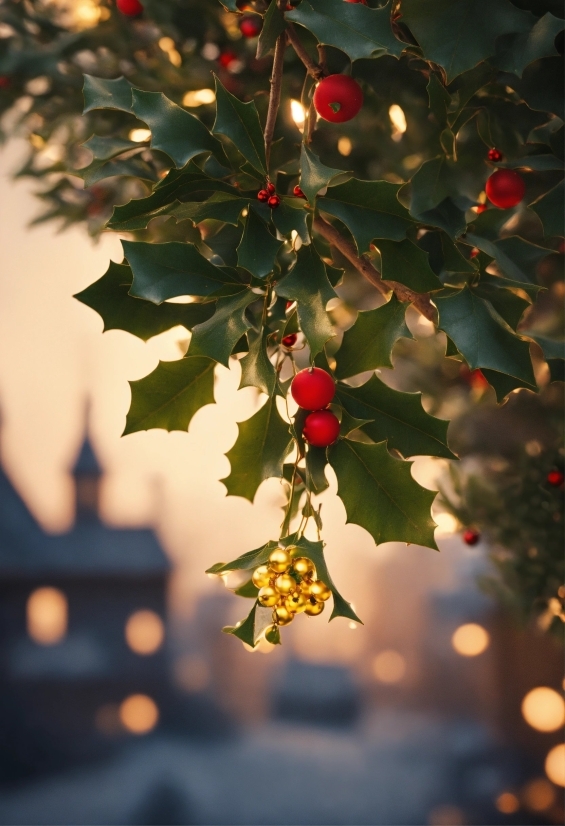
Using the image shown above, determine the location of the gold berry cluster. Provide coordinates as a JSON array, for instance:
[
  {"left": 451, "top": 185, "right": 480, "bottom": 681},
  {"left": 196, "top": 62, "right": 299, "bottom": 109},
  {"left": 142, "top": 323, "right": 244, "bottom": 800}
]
[{"left": 253, "top": 547, "right": 331, "bottom": 630}]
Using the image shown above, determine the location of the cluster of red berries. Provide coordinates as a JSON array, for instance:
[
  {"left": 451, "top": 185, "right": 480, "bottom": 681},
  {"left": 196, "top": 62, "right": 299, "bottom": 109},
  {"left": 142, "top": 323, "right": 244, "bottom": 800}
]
[
  {"left": 257, "top": 182, "right": 280, "bottom": 209},
  {"left": 254, "top": 547, "right": 331, "bottom": 629},
  {"left": 116, "top": 0, "right": 143, "bottom": 16},
  {"left": 291, "top": 367, "right": 340, "bottom": 448}
]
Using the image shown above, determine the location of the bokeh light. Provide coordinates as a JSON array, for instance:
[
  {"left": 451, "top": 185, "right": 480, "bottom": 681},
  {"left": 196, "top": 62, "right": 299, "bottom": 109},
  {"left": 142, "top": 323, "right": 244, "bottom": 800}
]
[
  {"left": 521, "top": 686, "right": 565, "bottom": 732},
  {"left": 522, "top": 778, "right": 556, "bottom": 811},
  {"left": 290, "top": 100, "right": 306, "bottom": 130},
  {"left": 372, "top": 650, "right": 406, "bottom": 683},
  {"left": 174, "top": 655, "right": 211, "bottom": 692},
  {"left": 128, "top": 128, "right": 151, "bottom": 143},
  {"left": 337, "top": 136, "right": 352, "bottom": 156},
  {"left": 26, "top": 587, "right": 68, "bottom": 645},
  {"left": 495, "top": 792, "right": 519, "bottom": 814},
  {"left": 124, "top": 610, "right": 165, "bottom": 656},
  {"left": 389, "top": 104, "right": 407, "bottom": 141},
  {"left": 119, "top": 694, "right": 159, "bottom": 735},
  {"left": 182, "top": 88, "right": 216, "bottom": 107},
  {"left": 545, "top": 743, "right": 565, "bottom": 787},
  {"left": 451, "top": 623, "right": 490, "bottom": 657}
]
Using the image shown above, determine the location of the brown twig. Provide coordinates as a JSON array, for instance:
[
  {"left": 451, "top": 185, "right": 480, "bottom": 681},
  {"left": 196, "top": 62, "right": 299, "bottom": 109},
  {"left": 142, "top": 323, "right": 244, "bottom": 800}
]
[
  {"left": 313, "top": 214, "right": 436, "bottom": 322},
  {"left": 264, "top": 12, "right": 287, "bottom": 172},
  {"left": 286, "top": 23, "right": 324, "bottom": 80}
]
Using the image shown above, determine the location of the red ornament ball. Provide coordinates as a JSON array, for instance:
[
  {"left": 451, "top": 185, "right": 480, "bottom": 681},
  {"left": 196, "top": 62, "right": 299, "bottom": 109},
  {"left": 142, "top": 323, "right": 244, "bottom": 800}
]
[
  {"left": 281, "top": 333, "right": 298, "bottom": 349},
  {"left": 267, "top": 194, "right": 280, "bottom": 209},
  {"left": 239, "top": 15, "right": 262, "bottom": 38},
  {"left": 547, "top": 470, "right": 564, "bottom": 487},
  {"left": 116, "top": 0, "right": 143, "bottom": 16},
  {"left": 313, "top": 75, "right": 363, "bottom": 123},
  {"left": 257, "top": 189, "right": 269, "bottom": 202},
  {"left": 487, "top": 147, "right": 503, "bottom": 162},
  {"left": 303, "top": 410, "right": 340, "bottom": 448},
  {"left": 291, "top": 368, "right": 335, "bottom": 410},
  {"left": 293, "top": 185, "right": 306, "bottom": 199},
  {"left": 463, "top": 529, "right": 480, "bottom": 546},
  {"left": 485, "top": 169, "right": 525, "bottom": 209}
]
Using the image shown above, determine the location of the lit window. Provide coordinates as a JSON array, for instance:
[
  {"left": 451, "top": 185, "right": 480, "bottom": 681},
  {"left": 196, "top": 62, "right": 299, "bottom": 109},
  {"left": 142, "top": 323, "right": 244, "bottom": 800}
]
[
  {"left": 125, "top": 610, "right": 165, "bottom": 655},
  {"left": 27, "top": 587, "right": 68, "bottom": 645},
  {"left": 521, "top": 687, "right": 565, "bottom": 732},
  {"left": 372, "top": 650, "right": 406, "bottom": 683},
  {"left": 451, "top": 623, "right": 489, "bottom": 657},
  {"left": 119, "top": 694, "right": 159, "bottom": 734}
]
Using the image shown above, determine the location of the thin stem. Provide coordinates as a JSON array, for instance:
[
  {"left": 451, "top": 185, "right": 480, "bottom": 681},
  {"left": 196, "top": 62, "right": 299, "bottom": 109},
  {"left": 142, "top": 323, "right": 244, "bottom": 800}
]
[
  {"left": 286, "top": 23, "right": 324, "bottom": 80},
  {"left": 280, "top": 448, "right": 299, "bottom": 537},
  {"left": 313, "top": 214, "right": 436, "bottom": 322},
  {"left": 264, "top": 9, "right": 287, "bottom": 172}
]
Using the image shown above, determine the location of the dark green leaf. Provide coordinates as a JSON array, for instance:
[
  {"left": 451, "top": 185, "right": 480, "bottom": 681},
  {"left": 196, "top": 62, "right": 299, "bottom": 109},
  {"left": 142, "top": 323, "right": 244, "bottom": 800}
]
[
  {"left": 472, "top": 283, "right": 530, "bottom": 330},
  {"left": 77, "top": 155, "right": 158, "bottom": 187},
  {"left": 305, "top": 446, "right": 329, "bottom": 494},
  {"left": 329, "top": 439, "right": 438, "bottom": 549},
  {"left": 257, "top": 1, "right": 286, "bottom": 59},
  {"left": 123, "top": 356, "right": 215, "bottom": 435},
  {"left": 525, "top": 333, "right": 564, "bottom": 362},
  {"left": 239, "top": 330, "right": 276, "bottom": 395},
  {"left": 427, "top": 72, "right": 451, "bottom": 129},
  {"left": 233, "top": 579, "right": 260, "bottom": 599},
  {"left": 339, "top": 409, "right": 374, "bottom": 437},
  {"left": 271, "top": 198, "right": 310, "bottom": 243},
  {"left": 409, "top": 157, "right": 467, "bottom": 238},
  {"left": 237, "top": 210, "right": 283, "bottom": 278},
  {"left": 171, "top": 193, "right": 249, "bottom": 225},
  {"left": 466, "top": 233, "right": 552, "bottom": 284},
  {"left": 221, "top": 393, "right": 293, "bottom": 501},
  {"left": 299, "top": 144, "right": 343, "bottom": 205},
  {"left": 481, "top": 368, "right": 535, "bottom": 401},
  {"left": 375, "top": 239, "right": 443, "bottom": 292},
  {"left": 335, "top": 294, "right": 412, "bottom": 378},
  {"left": 223, "top": 602, "right": 258, "bottom": 647},
  {"left": 83, "top": 74, "right": 134, "bottom": 113},
  {"left": 213, "top": 77, "right": 267, "bottom": 174},
  {"left": 187, "top": 287, "right": 257, "bottom": 366},
  {"left": 291, "top": 535, "right": 361, "bottom": 622},
  {"left": 82, "top": 135, "right": 140, "bottom": 160},
  {"left": 493, "top": 13, "right": 564, "bottom": 77},
  {"left": 209, "top": 534, "right": 299, "bottom": 574},
  {"left": 529, "top": 180, "right": 565, "bottom": 237},
  {"left": 336, "top": 375, "right": 456, "bottom": 460}
]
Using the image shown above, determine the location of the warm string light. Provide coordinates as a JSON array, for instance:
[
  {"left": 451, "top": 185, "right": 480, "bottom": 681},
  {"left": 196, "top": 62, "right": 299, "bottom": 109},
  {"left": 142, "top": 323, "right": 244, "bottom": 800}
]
[
  {"left": 290, "top": 99, "right": 306, "bottom": 131},
  {"left": 451, "top": 623, "right": 490, "bottom": 656},
  {"left": 521, "top": 687, "right": 565, "bottom": 732},
  {"left": 388, "top": 104, "right": 407, "bottom": 141},
  {"left": 125, "top": 610, "right": 165, "bottom": 655},
  {"left": 27, "top": 587, "right": 68, "bottom": 645}
]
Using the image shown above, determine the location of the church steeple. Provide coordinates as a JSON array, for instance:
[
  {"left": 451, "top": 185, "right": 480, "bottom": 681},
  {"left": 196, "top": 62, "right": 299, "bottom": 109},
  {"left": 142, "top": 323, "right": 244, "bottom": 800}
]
[{"left": 72, "top": 432, "right": 103, "bottom": 522}]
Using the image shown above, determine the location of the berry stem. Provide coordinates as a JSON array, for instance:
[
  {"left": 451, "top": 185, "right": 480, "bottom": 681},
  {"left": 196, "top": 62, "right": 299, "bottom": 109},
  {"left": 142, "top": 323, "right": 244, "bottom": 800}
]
[
  {"left": 264, "top": 4, "right": 288, "bottom": 171},
  {"left": 286, "top": 23, "right": 324, "bottom": 80},
  {"left": 280, "top": 449, "right": 299, "bottom": 537}
]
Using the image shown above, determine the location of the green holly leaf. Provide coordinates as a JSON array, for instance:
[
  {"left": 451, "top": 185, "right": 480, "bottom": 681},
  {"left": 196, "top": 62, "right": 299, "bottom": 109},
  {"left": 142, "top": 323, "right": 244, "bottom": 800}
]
[
  {"left": 237, "top": 210, "right": 283, "bottom": 278},
  {"left": 319, "top": 179, "right": 415, "bottom": 253},
  {"left": 271, "top": 198, "right": 310, "bottom": 243},
  {"left": 233, "top": 579, "right": 260, "bottom": 599},
  {"left": 305, "top": 446, "right": 329, "bottom": 494},
  {"left": 291, "top": 536, "right": 361, "bottom": 622},
  {"left": 481, "top": 369, "right": 535, "bottom": 402},
  {"left": 336, "top": 375, "right": 456, "bottom": 460},
  {"left": 83, "top": 74, "right": 134, "bottom": 113},
  {"left": 466, "top": 234, "right": 552, "bottom": 284},
  {"left": 529, "top": 180, "right": 565, "bottom": 238},
  {"left": 187, "top": 287, "right": 257, "bottom": 367},
  {"left": 287, "top": 0, "right": 403, "bottom": 61},
  {"left": 329, "top": 439, "right": 438, "bottom": 549},
  {"left": 123, "top": 356, "right": 215, "bottom": 435},
  {"left": 122, "top": 240, "right": 240, "bottom": 303},
  {"left": 493, "top": 13, "right": 564, "bottom": 77},
  {"left": 221, "top": 393, "right": 293, "bottom": 501},
  {"left": 82, "top": 135, "right": 140, "bottom": 160},
  {"left": 402, "top": 0, "right": 533, "bottom": 82},
  {"left": 275, "top": 245, "right": 337, "bottom": 358},
  {"left": 375, "top": 239, "right": 443, "bottom": 292},
  {"left": 171, "top": 193, "right": 249, "bottom": 226},
  {"left": 427, "top": 73, "right": 451, "bottom": 130},
  {"left": 299, "top": 144, "right": 343, "bottom": 206},
  {"left": 213, "top": 77, "right": 267, "bottom": 175},
  {"left": 239, "top": 330, "right": 276, "bottom": 395},
  {"left": 339, "top": 409, "right": 374, "bottom": 438},
  {"left": 335, "top": 294, "right": 411, "bottom": 378},
  {"left": 76, "top": 156, "right": 159, "bottom": 187},
  {"left": 74, "top": 261, "right": 214, "bottom": 341},
  {"left": 223, "top": 602, "right": 258, "bottom": 647},
  {"left": 131, "top": 89, "right": 222, "bottom": 168},
  {"left": 435, "top": 287, "right": 536, "bottom": 385},
  {"left": 472, "top": 283, "right": 530, "bottom": 331},
  {"left": 208, "top": 534, "right": 300, "bottom": 574},
  {"left": 257, "top": 1, "right": 286, "bottom": 59},
  {"left": 409, "top": 157, "right": 467, "bottom": 238}
]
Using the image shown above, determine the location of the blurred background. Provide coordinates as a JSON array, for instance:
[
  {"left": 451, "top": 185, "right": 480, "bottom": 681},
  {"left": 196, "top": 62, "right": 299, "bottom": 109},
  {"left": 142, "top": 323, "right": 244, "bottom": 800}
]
[{"left": 0, "top": 1, "right": 563, "bottom": 825}]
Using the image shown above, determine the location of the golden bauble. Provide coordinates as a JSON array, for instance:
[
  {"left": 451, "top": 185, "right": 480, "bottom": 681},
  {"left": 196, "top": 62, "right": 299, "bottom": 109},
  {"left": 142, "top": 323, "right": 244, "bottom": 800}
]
[
  {"left": 252, "top": 565, "right": 272, "bottom": 589},
  {"left": 304, "top": 598, "right": 325, "bottom": 616},
  {"left": 274, "top": 605, "right": 294, "bottom": 625},
  {"left": 308, "top": 580, "right": 331, "bottom": 601},
  {"left": 292, "top": 557, "right": 315, "bottom": 577},
  {"left": 285, "top": 591, "right": 307, "bottom": 613},
  {"left": 258, "top": 585, "right": 278, "bottom": 607},
  {"left": 268, "top": 548, "right": 291, "bottom": 574},
  {"left": 274, "top": 573, "right": 296, "bottom": 595}
]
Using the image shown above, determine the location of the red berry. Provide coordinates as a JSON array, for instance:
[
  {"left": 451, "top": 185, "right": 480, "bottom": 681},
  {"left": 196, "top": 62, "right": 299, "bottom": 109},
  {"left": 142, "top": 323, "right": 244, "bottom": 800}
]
[
  {"left": 291, "top": 368, "right": 335, "bottom": 410},
  {"left": 267, "top": 182, "right": 276, "bottom": 194},
  {"left": 257, "top": 189, "right": 269, "bottom": 202},
  {"left": 475, "top": 203, "right": 487, "bottom": 214},
  {"left": 281, "top": 333, "right": 298, "bottom": 349},
  {"left": 313, "top": 75, "right": 363, "bottom": 124},
  {"left": 293, "top": 185, "right": 306, "bottom": 199},
  {"left": 344, "top": 0, "right": 367, "bottom": 3},
  {"left": 286, "top": 300, "right": 295, "bottom": 310},
  {"left": 463, "top": 529, "right": 480, "bottom": 546},
  {"left": 485, "top": 169, "right": 525, "bottom": 209},
  {"left": 116, "top": 0, "right": 143, "bottom": 15},
  {"left": 303, "top": 410, "right": 340, "bottom": 448},
  {"left": 487, "top": 148, "right": 503, "bottom": 162},
  {"left": 547, "top": 470, "right": 564, "bottom": 487},
  {"left": 469, "top": 247, "right": 479, "bottom": 259},
  {"left": 239, "top": 15, "right": 262, "bottom": 38},
  {"left": 267, "top": 194, "right": 280, "bottom": 208},
  {"left": 218, "top": 51, "right": 238, "bottom": 69}
]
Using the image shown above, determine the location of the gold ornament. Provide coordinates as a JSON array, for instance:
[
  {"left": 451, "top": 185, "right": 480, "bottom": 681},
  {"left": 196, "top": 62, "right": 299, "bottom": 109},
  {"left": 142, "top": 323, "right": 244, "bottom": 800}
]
[
  {"left": 292, "top": 557, "right": 315, "bottom": 577},
  {"left": 258, "top": 585, "right": 278, "bottom": 607},
  {"left": 252, "top": 565, "right": 272, "bottom": 589},
  {"left": 268, "top": 548, "right": 291, "bottom": 573},
  {"left": 274, "top": 605, "right": 294, "bottom": 625},
  {"left": 304, "top": 598, "right": 325, "bottom": 616},
  {"left": 285, "top": 591, "right": 307, "bottom": 613},
  {"left": 308, "top": 580, "right": 331, "bottom": 601},
  {"left": 274, "top": 573, "right": 296, "bottom": 594}
]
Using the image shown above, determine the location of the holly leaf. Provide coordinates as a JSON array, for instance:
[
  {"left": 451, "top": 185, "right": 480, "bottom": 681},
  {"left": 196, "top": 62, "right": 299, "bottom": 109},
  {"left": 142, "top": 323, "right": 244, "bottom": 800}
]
[
  {"left": 305, "top": 446, "right": 329, "bottom": 494},
  {"left": 76, "top": 156, "right": 159, "bottom": 187},
  {"left": 336, "top": 375, "right": 456, "bottom": 460},
  {"left": 435, "top": 287, "right": 536, "bottom": 385},
  {"left": 187, "top": 287, "right": 257, "bottom": 367},
  {"left": 472, "top": 283, "right": 530, "bottom": 330},
  {"left": 257, "top": 0, "right": 286, "bottom": 59},
  {"left": 409, "top": 157, "right": 467, "bottom": 238},
  {"left": 123, "top": 356, "right": 216, "bottom": 435},
  {"left": 271, "top": 198, "right": 310, "bottom": 243},
  {"left": 401, "top": 0, "right": 533, "bottom": 82},
  {"left": 83, "top": 74, "right": 134, "bottom": 113},
  {"left": 291, "top": 535, "right": 361, "bottom": 622},
  {"left": 82, "top": 135, "right": 140, "bottom": 160},
  {"left": 319, "top": 179, "right": 415, "bottom": 253},
  {"left": 375, "top": 239, "right": 443, "bottom": 292},
  {"left": 130, "top": 89, "right": 222, "bottom": 168},
  {"left": 339, "top": 410, "right": 374, "bottom": 438},
  {"left": 275, "top": 245, "right": 337, "bottom": 358},
  {"left": 74, "top": 261, "right": 214, "bottom": 341},
  {"left": 492, "top": 13, "right": 564, "bottom": 77},
  {"left": 171, "top": 193, "right": 249, "bottom": 226},
  {"left": 237, "top": 210, "right": 283, "bottom": 278},
  {"left": 427, "top": 73, "right": 451, "bottom": 130},
  {"left": 213, "top": 77, "right": 267, "bottom": 175},
  {"left": 122, "top": 240, "right": 240, "bottom": 303},
  {"left": 239, "top": 330, "right": 276, "bottom": 395},
  {"left": 287, "top": 0, "right": 403, "bottom": 61},
  {"left": 223, "top": 602, "right": 258, "bottom": 647},
  {"left": 329, "top": 439, "right": 438, "bottom": 549},
  {"left": 299, "top": 144, "right": 343, "bottom": 206},
  {"left": 466, "top": 233, "right": 552, "bottom": 284},
  {"left": 208, "top": 534, "right": 300, "bottom": 574},
  {"left": 529, "top": 180, "right": 565, "bottom": 238},
  {"left": 481, "top": 369, "right": 535, "bottom": 402},
  {"left": 221, "top": 393, "right": 293, "bottom": 501},
  {"left": 334, "top": 294, "right": 412, "bottom": 378}
]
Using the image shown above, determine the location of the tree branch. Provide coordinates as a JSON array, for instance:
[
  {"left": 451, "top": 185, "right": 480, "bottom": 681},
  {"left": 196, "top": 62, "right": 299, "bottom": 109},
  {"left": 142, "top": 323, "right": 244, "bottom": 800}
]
[
  {"left": 313, "top": 214, "right": 436, "bottom": 322},
  {"left": 264, "top": 14, "right": 287, "bottom": 172},
  {"left": 286, "top": 23, "right": 324, "bottom": 80}
]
